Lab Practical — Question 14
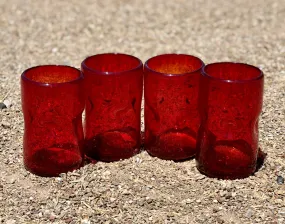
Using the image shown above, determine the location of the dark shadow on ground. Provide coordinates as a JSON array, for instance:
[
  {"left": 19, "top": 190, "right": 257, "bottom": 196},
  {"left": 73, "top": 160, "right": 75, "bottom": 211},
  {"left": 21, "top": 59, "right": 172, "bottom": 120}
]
[{"left": 255, "top": 147, "right": 267, "bottom": 172}]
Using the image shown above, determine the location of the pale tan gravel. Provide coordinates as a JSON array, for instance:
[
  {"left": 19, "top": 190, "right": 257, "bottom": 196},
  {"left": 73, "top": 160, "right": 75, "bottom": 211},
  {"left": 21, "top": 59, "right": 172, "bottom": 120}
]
[{"left": 0, "top": 0, "right": 285, "bottom": 223}]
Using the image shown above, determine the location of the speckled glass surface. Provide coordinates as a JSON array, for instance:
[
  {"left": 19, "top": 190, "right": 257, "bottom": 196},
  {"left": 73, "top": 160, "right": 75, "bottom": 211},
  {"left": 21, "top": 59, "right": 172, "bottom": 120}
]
[
  {"left": 196, "top": 62, "right": 264, "bottom": 179},
  {"left": 81, "top": 53, "right": 143, "bottom": 162},
  {"left": 21, "top": 65, "right": 84, "bottom": 177},
  {"left": 144, "top": 54, "right": 204, "bottom": 160}
]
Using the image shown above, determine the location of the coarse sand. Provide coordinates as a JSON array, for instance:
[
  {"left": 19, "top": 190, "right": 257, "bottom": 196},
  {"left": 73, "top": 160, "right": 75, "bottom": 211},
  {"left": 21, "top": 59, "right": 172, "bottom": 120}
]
[{"left": 0, "top": 0, "right": 284, "bottom": 223}]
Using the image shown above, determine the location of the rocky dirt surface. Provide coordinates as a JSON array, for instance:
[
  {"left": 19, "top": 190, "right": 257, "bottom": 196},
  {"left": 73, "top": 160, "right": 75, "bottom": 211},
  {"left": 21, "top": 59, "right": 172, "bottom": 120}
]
[{"left": 0, "top": 0, "right": 284, "bottom": 223}]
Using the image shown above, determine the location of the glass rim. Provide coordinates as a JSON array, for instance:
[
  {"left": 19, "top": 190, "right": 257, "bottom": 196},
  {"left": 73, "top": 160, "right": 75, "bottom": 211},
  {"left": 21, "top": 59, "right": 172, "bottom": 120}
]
[
  {"left": 21, "top": 65, "right": 83, "bottom": 87},
  {"left": 202, "top": 62, "right": 264, "bottom": 83},
  {"left": 144, "top": 53, "right": 205, "bottom": 77},
  {"left": 81, "top": 53, "right": 143, "bottom": 75}
]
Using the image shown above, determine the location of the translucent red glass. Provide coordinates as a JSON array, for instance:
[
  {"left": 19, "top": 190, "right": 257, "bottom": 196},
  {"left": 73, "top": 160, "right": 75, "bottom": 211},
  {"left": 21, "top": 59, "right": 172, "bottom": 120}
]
[
  {"left": 21, "top": 65, "right": 85, "bottom": 177},
  {"left": 81, "top": 53, "right": 143, "bottom": 162},
  {"left": 144, "top": 54, "right": 205, "bottom": 160},
  {"left": 196, "top": 62, "right": 264, "bottom": 179}
]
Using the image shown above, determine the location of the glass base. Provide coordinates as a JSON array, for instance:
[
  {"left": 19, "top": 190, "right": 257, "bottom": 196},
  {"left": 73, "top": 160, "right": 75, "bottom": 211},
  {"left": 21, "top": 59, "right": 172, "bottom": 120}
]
[
  {"left": 196, "top": 162, "right": 256, "bottom": 180},
  {"left": 24, "top": 145, "right": 82, "bottom": 177},
  {"left": 196, "top": 140, "right": 257, "bottom": 179},
  {"left": 146, "top": 129, "right": 197, "bottom": 161},
  {"left": 85, "top": 129, "right": 140, "bottom": 162}
]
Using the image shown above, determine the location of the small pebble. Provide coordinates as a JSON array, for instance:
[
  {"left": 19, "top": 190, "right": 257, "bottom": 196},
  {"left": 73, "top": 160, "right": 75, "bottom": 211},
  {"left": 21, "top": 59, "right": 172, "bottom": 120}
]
[
  {"left": 277, "top": 176, "right": 284, "bottom": 185},
  {"left": 185, "top": 198, "right": 192, "bottom": 204},
  {"left": 136, "top": 157, "right": 142, "bottom": 163},
  {"left": 6, "top": 220, "right": 16, "bottom": 224},
  {"left": 81, "top": 218, "right": 90, "bottom": 224},
  {"left": 110, "top": 197, "right": 116, "bottom": 202},
  {"left": 49, "top": 214, "right": 56, "bottom": 221},
  {"left": 213, "top": 206, "right": 219, "bottom": 213},
  {"left": 3, "top": 99, "right": 12, "bottom": 108},
  {"left": 7, "top": 176, "right": 15, "bottom": 184},
  {"left": 245, "top": 209, "right": 253, "bottom": 218},
  {"left": 55, "top": 177, "right": 63, "bottom": 183},
  {"left": 1, "top": 121, "right": 10, "bottom": 128},
  {"left": 52, "top": 47, "right": 58, "bottom": 53}
]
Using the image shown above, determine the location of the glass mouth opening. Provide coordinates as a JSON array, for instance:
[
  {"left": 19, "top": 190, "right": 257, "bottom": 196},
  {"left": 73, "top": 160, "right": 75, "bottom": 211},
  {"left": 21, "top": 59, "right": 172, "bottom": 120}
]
[
  {"left": 81, "top": 53, "right": 142, "bottom": 75},
  {"left": 22, "top": 65, "right": 83, "bottom": 84},
  {"left": 202, "top": 62, "right": 263, "bottom": 82},
  {"left": 145, "top": 54, "right": 204, "bottom": 76}
]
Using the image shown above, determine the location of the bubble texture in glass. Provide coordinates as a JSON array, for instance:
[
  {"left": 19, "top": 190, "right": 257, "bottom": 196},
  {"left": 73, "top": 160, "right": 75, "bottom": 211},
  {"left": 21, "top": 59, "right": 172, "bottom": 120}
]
[
  {"left": 81, "top": 53, "right": 143, "bottom": 162},
  {"left": 21, "top": 65, "right": 84, "bottom": 177},
  {"left": 144, "top": 54, "right": 204, "bottom": 160},
  {"left": 196, "top": 62, "right": 264, "bottom": 179}
]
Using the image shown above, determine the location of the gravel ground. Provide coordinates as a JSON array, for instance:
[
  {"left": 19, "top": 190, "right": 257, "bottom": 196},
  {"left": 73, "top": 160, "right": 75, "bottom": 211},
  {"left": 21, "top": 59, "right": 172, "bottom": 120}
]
[{"left": 0, "top": 0, "right": 285, "bottom": 223}]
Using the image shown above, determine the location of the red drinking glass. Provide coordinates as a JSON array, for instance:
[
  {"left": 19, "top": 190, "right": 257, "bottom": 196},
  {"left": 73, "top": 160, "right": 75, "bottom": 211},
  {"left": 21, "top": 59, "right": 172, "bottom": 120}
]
[
  {"left": 196, "top": 62, "right": 264, "bottom": 179},
  {"left": 81, "top": 53, "right": 143, "bottom": 162},
  {"left": 144, "top": 54, "right": 205, "bottom": 160},
  {"left": 21, "top": 65, "right": 85, "bottom": 177}
]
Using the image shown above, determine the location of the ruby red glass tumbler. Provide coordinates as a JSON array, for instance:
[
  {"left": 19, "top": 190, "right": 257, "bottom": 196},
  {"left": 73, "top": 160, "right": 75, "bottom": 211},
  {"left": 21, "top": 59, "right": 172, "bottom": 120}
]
[
  {"left": 21, "top": 65, "right": 85, "bottom": 177},
  {"left": 144, "top": 54, "right": 205, "bottom": 160},
  {"left": 81, "top": 53, "right": 143, "bottom": 162},
  {"left": 196, "top": 62, "right": 264, "bottom": 179}
]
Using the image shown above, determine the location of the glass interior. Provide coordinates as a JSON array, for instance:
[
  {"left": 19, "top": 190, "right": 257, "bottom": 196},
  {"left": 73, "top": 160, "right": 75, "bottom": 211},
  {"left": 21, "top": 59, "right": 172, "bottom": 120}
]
[
  {"left": 23, "top": 65, "right": 81, "bottom": 84},
  {"left": 204, "top": 63, "right": 262, "bottom": 81},
  {"left": 146, "top": 54, "right": 203, "bottom": 75},
  {"left": 83, "top": 53, "right": 141, "bottom": 73}
]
